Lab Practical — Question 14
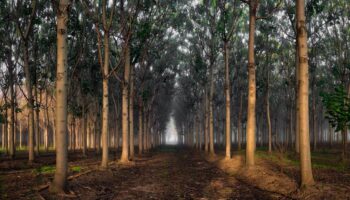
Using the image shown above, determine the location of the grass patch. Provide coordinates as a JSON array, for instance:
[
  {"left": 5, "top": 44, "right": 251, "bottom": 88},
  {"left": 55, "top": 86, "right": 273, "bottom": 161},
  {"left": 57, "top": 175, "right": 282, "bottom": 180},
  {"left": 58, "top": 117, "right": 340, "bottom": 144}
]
[
  {"left": 35, "top": 165, "right": 56, "bottom": 174},
  {"left": 256, "top": 150, "right": 350, "bottom": 172},
  {"left": 71, "top": 166, "right": 82, "bottom": 173}
]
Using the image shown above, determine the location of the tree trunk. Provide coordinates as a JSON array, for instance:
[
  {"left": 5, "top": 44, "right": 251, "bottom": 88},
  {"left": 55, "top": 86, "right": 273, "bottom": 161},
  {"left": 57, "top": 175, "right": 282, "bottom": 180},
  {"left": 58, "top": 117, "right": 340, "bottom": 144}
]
[
  {"left": 129, "top": 64, "right": 135, "bottom": 160},
  {"left": 50, "top": 0, "right": 70, "bottom": 193},
  {"left": 101, "top": 31, "right": 110, "bottom": 169},
  {"left": 246, "top": 0, "right": 257, "bottom": 167},
  {"left": 224, "top": 41, "right": 231, "bottom": 159},
  {"left": 120, "top": 44, "right": 130, "bottom": 163},
  {"left": 23, "top": 40, "right": 35, "bottom": 163},
  {"left": 8, "top": 65, "right": 15, "bottom": 158},
  {"left": 138, "top": 101, "right": 143, "bottom": 154},
  {"left": 209, "top": 67, "right": 215, "bottom": 156},
  {"left": 296, "top": 0, "right": 315, "bottom": 187}
]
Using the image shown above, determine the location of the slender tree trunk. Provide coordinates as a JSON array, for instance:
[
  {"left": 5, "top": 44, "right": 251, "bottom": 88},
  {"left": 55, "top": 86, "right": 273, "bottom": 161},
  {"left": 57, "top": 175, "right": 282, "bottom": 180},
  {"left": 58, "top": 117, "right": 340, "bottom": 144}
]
[
  {"left": 296, "top": 0, "right": 315, "bottom": 187},
  {"left": 209, "top": 67, "right": 215, "bottom": 155},
  {"left": 23, "top": 41, "right": 35, "bottom": 162},
  {"left": 224, "top": 41, "right": 231, "bottom": 159},
  {"left": 8, "top": 66, "right": 15, "bottom": 158},
  {"left": 129, "top": 64, "right": 135, "bottom": 160},
  {"left": 50, "top": 0, "right": 70, "bottom": 193},
  {"left": 246, "top": 1, "right": 257, "bottom": 167},
  {"left": 312, "top": 90, "right": 317, "bottom": 151},
  {"left": 120, "top": 44, "right": 130, "bottom": 163},
  {"left": 101, "top": 31, "right": 110, "bottom": 169},
  {"left": 138, "top": 101, "right": 143, "bottom": 155}
]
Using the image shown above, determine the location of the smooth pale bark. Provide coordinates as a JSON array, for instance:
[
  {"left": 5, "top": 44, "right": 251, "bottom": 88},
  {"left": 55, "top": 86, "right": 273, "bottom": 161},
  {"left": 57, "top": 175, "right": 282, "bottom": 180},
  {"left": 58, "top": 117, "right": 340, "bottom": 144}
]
[
  {"left": 246, "top": 0, "right": 257, "bottom": 167},
  {"left": 266, "top": 56, "right": 272, "bottom": 154},
  {"left": 50, "top": 0, "right": 70, "bottom": 193},
  {"left": 224, "top": 41, "right": 231, "bottom": 159},
  {"left": 129, "top": 65, "right": 135, "bottom": 160},
  {"left": 24, "top": 41, "right": 35, "bottom": 162},
  {"left": 138, "top": 101, "right": 143, "bottom": 154},
  {"left": 209, "top": 68, "right": 215, "bottom": 155},
  {"left": 120, "top": 44, "right": 130, "bottom": 163},
  {"left": 296, "top": 0, "right": 315, "bottom": 187}
]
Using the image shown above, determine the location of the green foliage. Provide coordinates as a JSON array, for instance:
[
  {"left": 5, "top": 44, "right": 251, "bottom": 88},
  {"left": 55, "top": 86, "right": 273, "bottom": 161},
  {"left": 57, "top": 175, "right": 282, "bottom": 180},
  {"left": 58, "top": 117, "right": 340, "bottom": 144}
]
[
  {"left": 34, "top": 165, "right": 56, "bottom": 174},
  {"left": 321, "top": 86, "right": 350, "bottom": 132}
]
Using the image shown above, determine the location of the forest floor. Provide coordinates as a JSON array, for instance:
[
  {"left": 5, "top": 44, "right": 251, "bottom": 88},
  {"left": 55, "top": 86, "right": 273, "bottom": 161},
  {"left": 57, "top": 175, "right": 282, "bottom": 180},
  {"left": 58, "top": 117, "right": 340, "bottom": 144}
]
[{"left": 0, "top": 146, "right": 349, "bottom": 200}]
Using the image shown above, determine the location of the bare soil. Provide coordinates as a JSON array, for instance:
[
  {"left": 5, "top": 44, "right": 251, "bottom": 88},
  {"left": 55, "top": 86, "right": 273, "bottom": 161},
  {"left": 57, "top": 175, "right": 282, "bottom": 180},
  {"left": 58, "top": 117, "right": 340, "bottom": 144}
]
[{"left": 1, "top": 147, "right": 349, "bottom": 200}]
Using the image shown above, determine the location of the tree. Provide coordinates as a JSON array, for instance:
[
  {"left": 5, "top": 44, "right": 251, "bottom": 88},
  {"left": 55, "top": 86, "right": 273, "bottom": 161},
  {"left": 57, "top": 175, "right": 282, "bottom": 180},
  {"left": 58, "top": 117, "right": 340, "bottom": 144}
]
[
  {"left": 50, "top": 0, "right": 71, "bottom": 193},
  {"left": 296, "top": 0, "right": 315, "bottom": 187}
]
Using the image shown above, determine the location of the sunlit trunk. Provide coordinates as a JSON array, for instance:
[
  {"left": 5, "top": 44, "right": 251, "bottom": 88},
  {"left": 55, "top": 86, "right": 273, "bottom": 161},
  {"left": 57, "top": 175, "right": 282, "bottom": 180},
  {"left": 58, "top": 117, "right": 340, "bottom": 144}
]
[
  {"left": 224, "top": 41, "right": 231, "bottom": 159},
  {"left": 129, "top": 64, "right": 135, "bottom": 160},
  {"left": 297, "top": 0, "right": 315, "bottom": 187},
  {"left": 120, "top": 44, "right": 130, "bottom": 163},
  {"left": 209, "top": 68, "right": 215, "bottom": 155},
  {"left": 101, "top": 32, "right": 110, "bottom": 168},
  {"left": 246, "top": 0, "right": 257, "bottom": 167},
  {"left": 50, "top": 0, "right": 70, "bottom": 193}
]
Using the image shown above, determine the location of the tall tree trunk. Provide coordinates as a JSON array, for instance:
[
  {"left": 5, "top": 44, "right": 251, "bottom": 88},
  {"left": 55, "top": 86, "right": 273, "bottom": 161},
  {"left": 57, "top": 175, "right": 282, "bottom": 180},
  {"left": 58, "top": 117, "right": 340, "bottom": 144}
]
[
  {"left": 101, "top": 31, "right": 110, "bottom": 169},
  {"left": 120, "top": 44, "right": 130, "bottom": 163},
  {"left": 129, "top": 64, "right": 135, "bottom": 160},
  {"left": 24, "top": 41, "right": 35, "bottom": 163},
  {"left": 267, "top": 75, "right": 272, "bottom": 153},
  {"left": 209, "top": 66, "right": 215, "bottom": 156},
  {"left": 224, "top": 41, "right": 231, "bottom": 159},
  {"left": 296, "top": 0, "right": 315, "bottom": 187},
  {"left": 138, "top": 101, "right": 143, "bottom": 155},
  {"left": 246, "top": 0, "right": 258, "bottom": 167},
  {"left": 50, "top": 0, "right": 70, "bottom": 193},
  {"left": 8, "top": 64, "right": 15, "bottom": 159}
]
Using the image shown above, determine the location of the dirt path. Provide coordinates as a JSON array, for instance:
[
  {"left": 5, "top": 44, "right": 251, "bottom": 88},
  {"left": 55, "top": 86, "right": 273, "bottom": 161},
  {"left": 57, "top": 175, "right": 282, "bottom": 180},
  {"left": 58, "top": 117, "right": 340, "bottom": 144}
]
[{"left": 40, "top": 147, "right": 285, "bottom": 200}]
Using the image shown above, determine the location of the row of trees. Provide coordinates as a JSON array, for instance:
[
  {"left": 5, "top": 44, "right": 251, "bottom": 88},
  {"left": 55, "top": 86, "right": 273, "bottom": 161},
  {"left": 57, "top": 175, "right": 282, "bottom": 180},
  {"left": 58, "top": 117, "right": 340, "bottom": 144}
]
[
  {"left": 173, "top": 0, "right": 349, "bottom": 188},
  {"left": 0, "top": 0, "right": 349, "bottom": 193}
]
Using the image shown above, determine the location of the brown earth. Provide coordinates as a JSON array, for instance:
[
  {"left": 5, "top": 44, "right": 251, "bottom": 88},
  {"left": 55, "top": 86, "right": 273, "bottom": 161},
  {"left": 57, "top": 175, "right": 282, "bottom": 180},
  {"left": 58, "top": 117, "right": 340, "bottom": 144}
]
[{"left": 1, "top": 147, "right": 349, "bottom": 200}]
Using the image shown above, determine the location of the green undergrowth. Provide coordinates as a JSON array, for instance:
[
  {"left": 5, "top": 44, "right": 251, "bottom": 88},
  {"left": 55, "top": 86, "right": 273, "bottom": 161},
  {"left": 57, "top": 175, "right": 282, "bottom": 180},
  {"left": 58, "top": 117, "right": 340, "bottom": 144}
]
[
  {"left": 256, "top": 150, "right": 349, "bottom": 172},
  {"left": 34, "top": 165, "right": 83, "bottom": 175}
]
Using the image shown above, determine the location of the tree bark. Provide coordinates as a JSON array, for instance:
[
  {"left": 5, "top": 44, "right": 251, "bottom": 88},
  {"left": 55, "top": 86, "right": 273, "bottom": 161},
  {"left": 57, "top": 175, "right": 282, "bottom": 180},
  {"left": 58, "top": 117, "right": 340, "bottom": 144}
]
[
  {"left": 296, "top": 0, "right": 315, "bottom": 187},
  {"left": 120, "top": 44, "right": 130, "bottom": 163},
  {"left": 138, "top": 101, "right": 143, "bottom": 155},
  {"left": 224, "top": 41, "right": 231, "bottom": 159},
  {"left": 101, "top": 31, "right": 110, "bottom": 168},
  {"left": 246, "top": 0, "right": 258, "bottom": 167},
  {"left": 129, "top": 64, "right": 135, "bottom": 160},
  {"left": 50, "top": 0, "right": 70, "bottom": 193}
]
